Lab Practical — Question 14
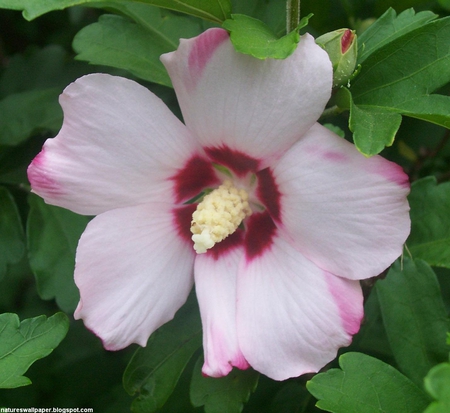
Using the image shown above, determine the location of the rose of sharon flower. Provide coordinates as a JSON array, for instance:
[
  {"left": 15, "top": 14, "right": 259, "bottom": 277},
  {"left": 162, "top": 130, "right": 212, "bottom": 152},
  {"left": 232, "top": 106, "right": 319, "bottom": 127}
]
[{"left": 27, "top": 28, "right": 410, "bottom": 381}]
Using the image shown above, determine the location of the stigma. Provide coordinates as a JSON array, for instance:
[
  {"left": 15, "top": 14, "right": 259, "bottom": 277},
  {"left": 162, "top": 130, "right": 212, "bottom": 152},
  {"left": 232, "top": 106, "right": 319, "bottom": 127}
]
[{"left": 191, "top": 180, "right": 252, "bottom": 254}]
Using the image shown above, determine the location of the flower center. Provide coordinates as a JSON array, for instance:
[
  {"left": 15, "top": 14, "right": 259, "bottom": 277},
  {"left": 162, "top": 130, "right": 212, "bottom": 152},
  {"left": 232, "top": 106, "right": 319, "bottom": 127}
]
[{"left": 190, "top": 180, "right": 252, "bottom": 254}]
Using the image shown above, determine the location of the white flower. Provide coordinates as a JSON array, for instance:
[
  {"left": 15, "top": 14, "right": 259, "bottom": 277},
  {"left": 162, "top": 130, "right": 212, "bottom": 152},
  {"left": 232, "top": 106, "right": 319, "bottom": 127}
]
[{"left": 28, "top": 28, "right": 410, "bottom": 380}]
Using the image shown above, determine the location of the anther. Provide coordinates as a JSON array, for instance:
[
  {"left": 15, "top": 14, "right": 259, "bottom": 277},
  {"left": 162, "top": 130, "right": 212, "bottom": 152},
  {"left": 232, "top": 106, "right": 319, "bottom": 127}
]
[{"left": 190, "top": 180, "right": 252, "bottom": 253}]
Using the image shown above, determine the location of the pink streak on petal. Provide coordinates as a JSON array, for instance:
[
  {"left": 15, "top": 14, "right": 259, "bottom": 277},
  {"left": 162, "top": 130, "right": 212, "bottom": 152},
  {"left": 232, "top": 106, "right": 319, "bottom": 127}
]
[
  {"left": 203, "top": 326, "right": 250, "bottom": 377},
  {"left": 367, "top": 160, "right": 410, "bottom": 189},
  {"left": 323, "top": 151, "right": 349, "bottom": 162},
  {"left": 170, "top": 155, "right": 219, "bottom": 203},
  {"left": 303, "top": 143, "right": 349, "bottom": 163},
  {"left": 188, "top": 28, "right": 229, "bottom": 87},
  {"left": 27, "top": 149, "right": 64, "bottom": 197},
  {"left": 244, "top": 212, "right": 277, "bottom": 261},
  {"left": 172, "top": 204, "right": 197, "bottom": 243},
  {"left": 256, "top": 168, "right": 282, "bottom": 222},
  {"left": 324, "top": 272, "right": 363, "bottom": 336},
  {"left": 205, "top": 145, "right": 260, "bottom": 177}
]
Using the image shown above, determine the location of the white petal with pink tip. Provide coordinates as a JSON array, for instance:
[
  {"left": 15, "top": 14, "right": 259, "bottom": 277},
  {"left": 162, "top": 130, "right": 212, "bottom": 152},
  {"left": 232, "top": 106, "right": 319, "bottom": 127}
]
[
  {"left": 236, "top": 235, "right": 363, "bottom": 381},
  {"left": 28, "top": 74, "right": 200, "bottom": 215},
  {"left": 194, "top": 245, "right": 249, "bottom": 377},
  {"left": 274, "top": 123, "right": 410, "bottom": 280},
  {"left": 161, "top": 29, "right": 332, "bottom": 166},
  {"left": 74, "top": 203, "right": 195, "bottom": 350}
]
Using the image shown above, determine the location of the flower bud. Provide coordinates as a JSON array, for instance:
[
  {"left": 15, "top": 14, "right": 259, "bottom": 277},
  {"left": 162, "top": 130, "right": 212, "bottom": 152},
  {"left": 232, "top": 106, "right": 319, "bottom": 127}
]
[{"left": 316, "top": 29, "right": 357, "bottom": 87}]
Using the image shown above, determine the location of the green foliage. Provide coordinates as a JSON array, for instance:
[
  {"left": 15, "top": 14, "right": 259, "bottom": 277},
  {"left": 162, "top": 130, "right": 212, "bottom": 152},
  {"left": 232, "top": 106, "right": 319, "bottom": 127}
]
[
  {"left": 0, "top": 312, "right": 69, "bottom": 388},
  {"left": 0, "top": 89, "right": 61, "bottom": 146},
  {"left": 222, "top": 14, "right": 310, "bottom": 59},
  {"left": 407, "top": 177, "right": 450, "bottom": 268},
  {"left": 339, "top": 87, "right": 402, "bottom": 155},
  {"left": 123, "top": 295, "right": 202, "bottom": 412},
  {"left": 0, "top": 45, "right": 92, "bottom": 146},
  {"left": 307, "top": 352, "right": 430, "bottom": 413},
  {"left": 0, "top": 187, "right": 25, "bottom": 279},
  {"left": 0, "top": 0, "right": 231, "bottom": 23},
  {"left": 357, "top": 8, "right": 437, "bottom": 64},
  {"left": 190, "top": 358, "right": 259, "bottom": 413},
  {"left": 73, "top": 6, "right": 202, "bottom": 86},
  {"left": 376, "top": 258, "right": 449, "bottom": 386},
  {"left": 337, "top": 13, "right": 450, "bottom": 155},
  {"left": 27, "top": 195, "right": 90, "bottom": 312},
  {"left": 424, "top": 360, "right": 450, "bottom": 413}
]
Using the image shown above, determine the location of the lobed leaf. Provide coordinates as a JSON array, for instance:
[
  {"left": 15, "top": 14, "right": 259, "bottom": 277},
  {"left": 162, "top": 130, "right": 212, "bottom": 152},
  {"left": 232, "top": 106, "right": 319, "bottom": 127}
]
[
  {"left": 358, "top": 8, "right": 437, "bottom": 64},
  {"left": 0, "top": 312, "right": 69, "bottom": 388},
  {"left": 351, "top": 16, "right": 450, "bottom": 127},
  {"left": 349, "top": 102, "right": 402, "bottom": 155},
  {"left": 407, "top": 177, "right": 450, "bottom": 268},
  {"left": 0, "top": 0, "right": 231, "bottom": 23},
  {"left": 376, "top": 258, "right": 449, "bottom": 387},
  {"left": 190, "top": 357, "right": 259, "bottom": 413},
  {"left": 339, "top": 16, "right": 450, "bottom": 155},
  {"left": 307, "top": 352, "right": 430, "bottom": 413},
  {"left": 123, "top": 295, "right": 202, "bottom": 413},
  {"left": 27, "top": 194, "right": 90, "bottom": 312},
  {"left": 73, "top": 8, "right": 202, "bottom": 87},
  {"left": 222, "top": 14, "right": 311, "bottom": 59},
  {"left": 0, "top": 187, "right": 25, "bottom": 279}
]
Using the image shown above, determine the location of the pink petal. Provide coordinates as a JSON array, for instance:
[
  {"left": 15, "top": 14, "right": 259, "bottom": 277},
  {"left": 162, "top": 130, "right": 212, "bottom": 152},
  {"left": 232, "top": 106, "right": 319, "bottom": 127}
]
[
  {"left": 274, "top": 123, "right": 410, "bottom": 280},
  {"left": 237, "top": 235, "right": 363, "bottom": 381},
  {"left": 194, "top": 241, "right": 249, "bottom": 377},
  {"left": 74, "top": 202, "right": 195, "bottom": 350},
  {"left": 161, "top": 29, "right": 332, "bottom": 167},
  {"left": 28, "top": 74, "right": 201, "bottom": 215}
]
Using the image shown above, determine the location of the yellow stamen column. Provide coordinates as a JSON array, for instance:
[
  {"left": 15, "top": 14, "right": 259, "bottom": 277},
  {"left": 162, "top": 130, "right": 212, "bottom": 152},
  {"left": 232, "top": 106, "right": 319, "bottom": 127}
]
[{"left": 191, "top": 180, "right": 252, "bottom": 253}]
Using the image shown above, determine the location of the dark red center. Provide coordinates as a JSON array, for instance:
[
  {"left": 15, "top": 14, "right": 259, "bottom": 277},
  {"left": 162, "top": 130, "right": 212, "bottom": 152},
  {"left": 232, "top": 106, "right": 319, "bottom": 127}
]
[{"left": 171, "top": 145, "right": 281, "bottom": 261}]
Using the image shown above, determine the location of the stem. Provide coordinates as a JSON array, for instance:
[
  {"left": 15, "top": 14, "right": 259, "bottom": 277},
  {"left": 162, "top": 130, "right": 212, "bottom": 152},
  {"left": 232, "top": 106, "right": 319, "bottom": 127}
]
[{"left": 286, "top": 0, "right": 300, "bottom": 33}]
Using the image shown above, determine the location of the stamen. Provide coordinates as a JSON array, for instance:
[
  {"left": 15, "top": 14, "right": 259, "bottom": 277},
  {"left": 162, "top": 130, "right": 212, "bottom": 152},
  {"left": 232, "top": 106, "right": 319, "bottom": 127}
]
[{"left": 191, "top": 180, "right": 252, "bottom": 253}]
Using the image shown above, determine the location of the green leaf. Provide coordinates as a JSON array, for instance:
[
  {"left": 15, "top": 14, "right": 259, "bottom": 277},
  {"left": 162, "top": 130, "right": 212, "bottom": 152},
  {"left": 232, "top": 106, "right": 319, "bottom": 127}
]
[
  {"left": 222, "top": 14, "right": 311, "bottom": 59},
  {"left": 338, "top": 87, "right": 402, "bottom": 155},
  {"left": 0, "top": 45, "right": 87, "bottom": 97},
  {"left": 73, "top": 14, "right": 172, "bottom": 86},
  {"left": 27, "top": 194, "right": 90, "bottom": 312},
  {"left": 123, "top": 295, "right": 202, "bottom": 413},
  {"left": 0, "top": 312, "right": 69, "bottom": 388},
  {"left": 424, "top": 361, "right": 450, "bottom": 413},
  {"left": 0, "top": 187, "right": 25, "bottom": 279},
  {"left": 407, "top": 177, "right": 450, "bottom": 268},
  {"left": 307, "top": 352, "right": 430, "bottom": 413},
  {"left": 190, "top": 357, "right": 259, "bottom": 413},
  {"left": 351, "top": 16, "right": 450, "bottom": 129},
  {"left": 358, "top": 8, "right": 437, "bottom": 64},
  {"left": 0, "top": 0, "right": 231, "bottom": 23},
  {"left": 376, "top": 258, "right": 449, "bottom": 387},
  {"left": 73, "top": 8, "right": 202, "bottom": 87},
  {"left": 0, "top": 88, "right": 62, "bottom": 146}
]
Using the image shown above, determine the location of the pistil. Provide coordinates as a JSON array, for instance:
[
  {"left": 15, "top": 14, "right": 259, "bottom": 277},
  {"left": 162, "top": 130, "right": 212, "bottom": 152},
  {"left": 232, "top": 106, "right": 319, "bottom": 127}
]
[{"left": 191, "top": 180, "right": 252, "bottom": 253}]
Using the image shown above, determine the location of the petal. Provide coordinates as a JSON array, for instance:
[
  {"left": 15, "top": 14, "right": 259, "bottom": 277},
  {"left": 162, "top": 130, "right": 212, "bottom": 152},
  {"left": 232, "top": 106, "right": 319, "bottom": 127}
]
[
  {"left": 194, "top": 236, "right": 249, "bottom": 377},
  {"left": 237, "top": 235, "right": 363, "bottom": 381},
  {"left": 28, "top": 74, "right": 201, "bottom": 215},
  {"left": 74, "top": 202, "right": 195, "bottom": 350},
  {"left": 274, "top": 123, "right": 410, "bottom": 280},
  {"left": 161, "top": 29, "right": 332, "bottom": 166}
]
